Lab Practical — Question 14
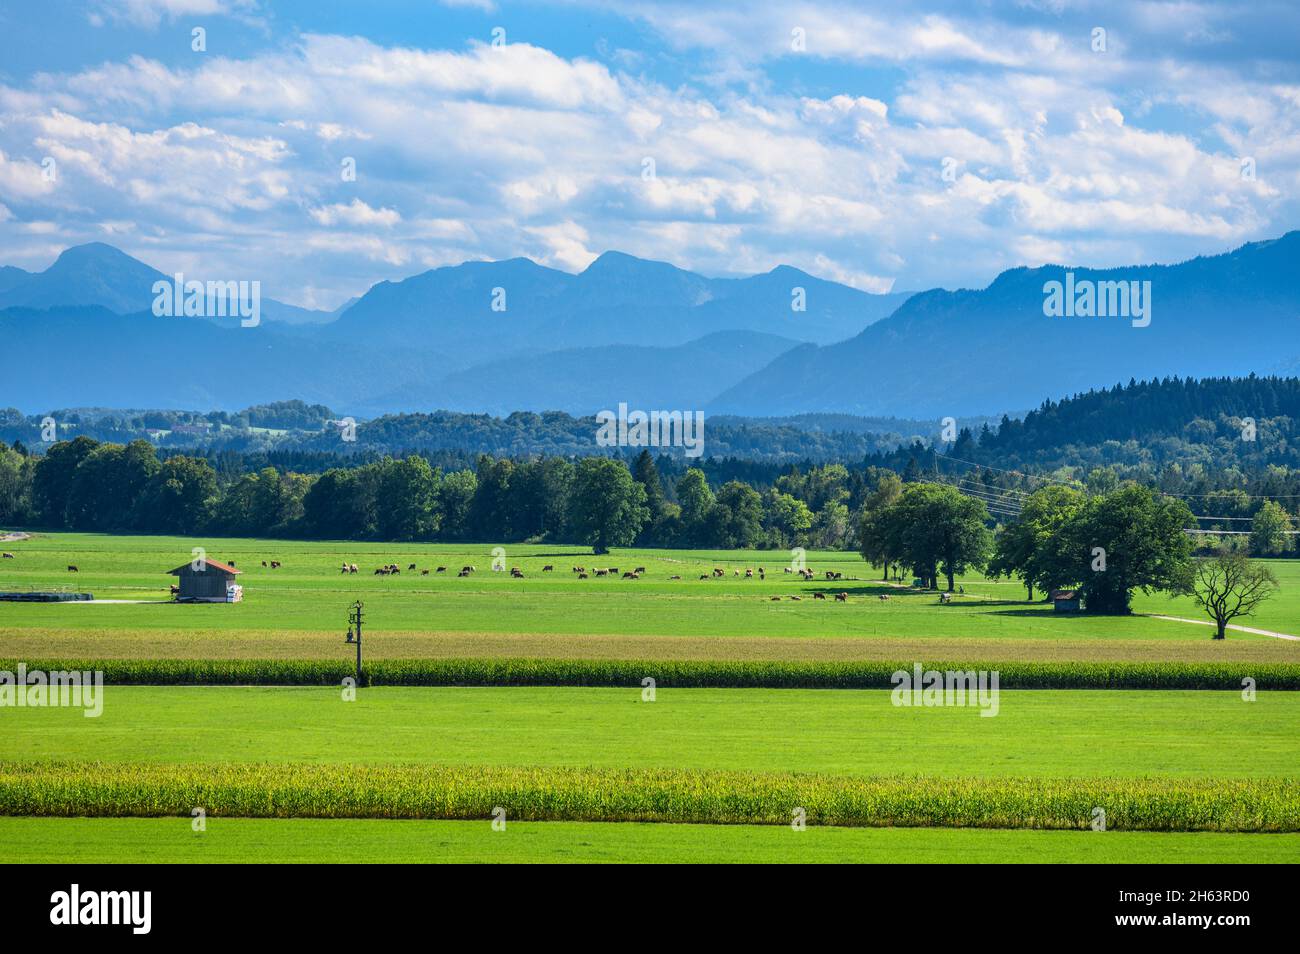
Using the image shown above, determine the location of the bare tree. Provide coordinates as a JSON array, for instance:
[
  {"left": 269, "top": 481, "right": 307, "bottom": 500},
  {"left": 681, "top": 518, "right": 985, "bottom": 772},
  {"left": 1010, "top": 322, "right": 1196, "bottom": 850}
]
[{"left": 1192, "top": 549, "right": 1279, "bottom": 639}]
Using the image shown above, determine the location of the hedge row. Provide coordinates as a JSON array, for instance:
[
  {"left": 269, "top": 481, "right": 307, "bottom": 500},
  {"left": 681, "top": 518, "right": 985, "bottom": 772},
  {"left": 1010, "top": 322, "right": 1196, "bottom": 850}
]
[
  {"left": 2, "top": 761, "right": 1296, "bottom": 831},
  {"left": 3, "top": 657, "right": 1298, "bottom": 690}
]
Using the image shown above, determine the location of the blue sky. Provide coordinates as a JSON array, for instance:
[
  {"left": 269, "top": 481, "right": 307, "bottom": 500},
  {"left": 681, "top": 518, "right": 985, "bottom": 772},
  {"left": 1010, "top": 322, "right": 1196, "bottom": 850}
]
[{"left": 0, "top": 0, "right": 1296, "bottom": 309}]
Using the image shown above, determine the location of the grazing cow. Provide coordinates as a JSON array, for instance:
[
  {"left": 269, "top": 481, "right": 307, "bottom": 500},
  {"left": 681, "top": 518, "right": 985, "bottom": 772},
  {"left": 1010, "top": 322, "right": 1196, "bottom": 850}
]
[
  {"left": 634, "top": 566, "right": 646, "bottom": 574},
  {"left": 169, "top": 584, "right": 179, "bottom": 596},
  {"left": 713, "top": 568, "right": 725, "bottom": 578},
  {"left": 270, "top": 561, "right": 281, "bottom": 569},
  {"left": 700, "top": 574, "right": 710, "bottom": 581},
  {"left": 578, "top": 572, "right": 589, "bottom": 579},
  {"left": 770, "top": 596, "right": 781, "bottom": 601},
  {"left": 67, "top": 565, "right": 78, "bottom": 572},
  {"left": 350, "top": 564, "right": 358, "bottom": 574},
  {"left": 669, "top": 575, "right": 681, "bottom": 580},
  {"left": 595, "top": 569, "right": 608, "bottom": 577},
  {"left": 1, "top": 552, "right": 13, "bottom": 559},
  {"left": 758, "top": 568, "right": 765, "bottom": 579},
  {"left": 783, "top": 567, "right": 792, "bottom": 574},
  {"left": 733, "top": 569, "right": 740, "bottom": 577},
  {"left": 511, "top": 569, "right": 524, "bottom": 578},
  {"left": 789, "top": 595, "right": 801, "bottom": 601},
  {"left": 542, "top": 565, "right": 554, "bottom": 572},
  {"left": 744, "top": 569, "right": 753, "bottom": 578},
  {"left": 461, "top": 566, "right": 474, "bottom": 574},
  {"left": 939, "top": 592, "right": 953, "bottom": 604},
  {"left": 622, "top": 571, "right": 637, "bottom": 579},
  {"left": 436, "top": 567, "right": 447, "bottom": 573},
  {"left": 813, "top": 592, "right": 826, "bottom": 600},
  {"left": 375, "top": 568, "right": 387, "bottom": 575},
  {"left": 608, "top": 567, "right": 619, "bottom": 574},
  {"left": 262, "top": 561, "right": 268, "bottom": 567},
  {"left": 835, "top": 592, "right": 848, "bottom": 602},
  {"left": 878, "top": 594, "right": 890, "bottom": 602},
  {"left": 421, "top": 569, "right": 430, "bottom": 576},
  {"left": 408, "top": 563, "right": 417, "bottom": 571},
  {"left": 340, "top": 565, "right": 350, "bottom": 574},
  {"left": 458, "top": 569, "right": 470, "bottom": 577}
]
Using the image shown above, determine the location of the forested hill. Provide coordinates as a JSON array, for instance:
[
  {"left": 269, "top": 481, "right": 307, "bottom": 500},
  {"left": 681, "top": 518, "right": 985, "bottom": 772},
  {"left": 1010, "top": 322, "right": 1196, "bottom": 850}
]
[{"left": 948, "top": 375, "right": 1300, "bottom": 470}]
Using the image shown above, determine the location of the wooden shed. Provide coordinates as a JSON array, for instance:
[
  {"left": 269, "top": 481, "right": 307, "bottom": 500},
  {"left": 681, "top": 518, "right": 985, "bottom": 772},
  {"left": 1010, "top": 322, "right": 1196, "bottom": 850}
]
[
  {"left": 1051, "top": 589, "right": 1081, "bottom": 613},
  {"left": 167, "top": 557, "right": 243, "bottom": 603}
]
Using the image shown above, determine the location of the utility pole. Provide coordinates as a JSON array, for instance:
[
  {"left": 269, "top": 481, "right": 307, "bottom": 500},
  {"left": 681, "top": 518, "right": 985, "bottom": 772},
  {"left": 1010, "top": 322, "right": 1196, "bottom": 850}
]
[{"left": 345, "top": 600, "right": 364, "bottom": 685}]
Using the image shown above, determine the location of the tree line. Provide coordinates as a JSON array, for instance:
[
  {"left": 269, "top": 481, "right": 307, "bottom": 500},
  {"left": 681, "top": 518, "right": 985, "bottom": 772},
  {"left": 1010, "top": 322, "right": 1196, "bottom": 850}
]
[{"left": 0, "top": 437, "right": 880, "bottom": 552}]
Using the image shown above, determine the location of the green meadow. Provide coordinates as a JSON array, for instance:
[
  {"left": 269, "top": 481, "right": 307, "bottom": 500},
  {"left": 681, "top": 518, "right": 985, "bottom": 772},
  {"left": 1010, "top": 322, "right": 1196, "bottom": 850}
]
[
  {"left": 2, "top": 531, "right": 1297, "bottom": 861},
  {"left": 4, "top": 817, "right": 1296, "bottom": 864},
  {"left": 4, "top": 686, "right": 1297, "bottom": 778},
  {"left": 1, "top": 532, "right": 1296, "bottom": 664}
]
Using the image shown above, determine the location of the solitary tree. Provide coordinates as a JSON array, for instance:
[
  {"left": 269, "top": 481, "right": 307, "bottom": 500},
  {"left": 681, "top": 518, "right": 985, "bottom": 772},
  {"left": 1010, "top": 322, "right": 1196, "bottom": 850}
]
[
  {"left": 568, "top": 457, "right": 649, "bottom": 554},
  {"left": 1192, "top": 548, "right": 1279, "bottom": 639}
]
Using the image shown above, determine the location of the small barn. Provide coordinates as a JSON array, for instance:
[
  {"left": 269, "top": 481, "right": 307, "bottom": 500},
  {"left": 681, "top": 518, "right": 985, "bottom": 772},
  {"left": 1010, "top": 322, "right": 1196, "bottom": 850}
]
[
  {"left": 1051, "top": 589, "right": 1081, "bottom": 613},
  {"left": 167, "top": 557, "right": 243, "bottom": 603}
]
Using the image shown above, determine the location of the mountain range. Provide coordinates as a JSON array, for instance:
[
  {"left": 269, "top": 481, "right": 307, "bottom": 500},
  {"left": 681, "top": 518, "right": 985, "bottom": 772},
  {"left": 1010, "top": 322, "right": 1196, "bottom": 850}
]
[{"left": 1, "top": 234, "right": 1297, "bottom": 419}]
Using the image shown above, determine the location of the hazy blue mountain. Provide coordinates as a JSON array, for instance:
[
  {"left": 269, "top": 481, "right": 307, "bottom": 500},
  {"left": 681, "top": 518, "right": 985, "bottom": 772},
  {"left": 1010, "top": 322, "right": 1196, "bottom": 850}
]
[
  {"left": 0, "top": 265, "right": 31, "bottom": 293},
  {"left": 358, "top": 329, "right": 802, "bottom": 416},
  {"left": 0, "top": 243, "right": 336, "bottom": 325},
  {"left": 710, "top": 232, "right": 1300, "bottom": 418},
  {"left": 0, "top": 306, "right": 451, "bottom": 413},
  {"left": 327, "top": 250, "right": 910, "bottom": 360}
]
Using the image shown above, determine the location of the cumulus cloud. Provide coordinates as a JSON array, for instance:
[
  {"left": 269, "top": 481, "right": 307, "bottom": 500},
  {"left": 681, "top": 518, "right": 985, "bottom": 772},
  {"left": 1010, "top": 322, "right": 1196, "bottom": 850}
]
[{"left": 0, "top": 0, "right": 1296, "bottom": 306}]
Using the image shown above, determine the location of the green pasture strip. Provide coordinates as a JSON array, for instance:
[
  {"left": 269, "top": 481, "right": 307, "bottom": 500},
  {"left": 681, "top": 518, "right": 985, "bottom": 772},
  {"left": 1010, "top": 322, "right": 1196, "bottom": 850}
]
[
  {"left": 2, "top": 762, "right": 1296, "bottom": 832},
  {"left": 6, "top": 656, "right": 1298, "bottom": 689},
  {"left": 5, "top": 816, "right": 1296, "bottom": 864},
  {"left": 4, "top": 687, "right": 1295, "bottom": 779}
]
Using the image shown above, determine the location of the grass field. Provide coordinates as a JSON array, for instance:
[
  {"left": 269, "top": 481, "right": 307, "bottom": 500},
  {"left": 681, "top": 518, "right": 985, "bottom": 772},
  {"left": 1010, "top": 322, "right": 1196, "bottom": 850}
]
[
  {"left": 5, "top": 817, "right": 1296, "bottom": 863},
  {"left": 2, "top": 531, "right": 1296, "bottom": 862},
  {"left": 4, "top": 686, "right": 1297, "bottom": 777},
  {"left": 1, "top": 532, "right": 1297, "bottom": 664}
]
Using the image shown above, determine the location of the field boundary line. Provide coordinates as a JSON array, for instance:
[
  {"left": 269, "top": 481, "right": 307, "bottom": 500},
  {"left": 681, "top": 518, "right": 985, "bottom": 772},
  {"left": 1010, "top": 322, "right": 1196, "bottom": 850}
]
[{"left": 1148, "top": 615, "right": 1300, "bottom": 642}]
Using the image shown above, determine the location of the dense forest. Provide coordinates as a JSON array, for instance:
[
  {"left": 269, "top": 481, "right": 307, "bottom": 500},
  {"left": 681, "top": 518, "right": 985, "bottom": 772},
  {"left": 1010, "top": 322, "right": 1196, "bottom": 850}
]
[{"left": 0, "top": 376, "right": 1297, "bottom": 553}]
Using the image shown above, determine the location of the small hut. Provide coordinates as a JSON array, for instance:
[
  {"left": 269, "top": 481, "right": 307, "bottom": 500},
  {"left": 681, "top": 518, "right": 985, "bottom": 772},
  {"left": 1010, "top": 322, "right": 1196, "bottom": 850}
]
[
  {"left": 167, "top": 557, "right": 243, "bottom": 603},
  {"left": 1051, "top": 589, "right": 1081, "bottom": 613}
]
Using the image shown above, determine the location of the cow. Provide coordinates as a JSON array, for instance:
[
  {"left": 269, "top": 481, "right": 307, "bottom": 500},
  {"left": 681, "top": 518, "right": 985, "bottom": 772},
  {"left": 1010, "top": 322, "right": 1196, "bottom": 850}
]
[
  {"left": 578, "top": 573, "right": 589, "bottom": 579},
  {"left": 1, "top": 552, "right": 13, "bottom": 559},
  {"left": 595, "top": 569, "right": 608, "bottom": 576},
  {"left": 169, "top": 584, "right": 179, "bottom": 596},
  {"left": 349, "top": 564, "right": 359, "bottom": 574},
  {"left": 789, "top": 595, "right": 801, "bottom": 601},
  {"left": 542, "top": 565, "right": 554, "bottom": 572},
  {"left": 67, "top": 565, "right": 78, "bottom": 572},
  {"left": 835, "top": 592, "right": 848, "bottom": 602},
  {"left": 878, "top": 594, "right": 890, "bottom": 602},
  {"left": 421, "top": 569, "right": 430, "bottom": 576},
  {"left": 458, "top": 569, "right": 470, "bottom": 577},
  {"left": 770, "top": 596, "right": 781, "bottom": 601},
  {"left": 700, "top": 574, "right": 710, "bottom": 580},
  {"left": 270, "top": 561, "right": 281, "bottom": 569},
  {"left": 813, "top": 592, "right": 826, "bottom": 600},
  {"left": 375, "top": 568, "right": 388, "bottom": 575},
  {"left": 634, "top": 566, "right": 646, "bottom": 574},
  {"left": 744, "top": 569, "right": 753, "bottom": 578},
  {"left": 758, "top": 568, "right": 765, "bottom": 579},
  {"left": 436, "top": 567, "right": 447, "bottom": 573},
  {"left": 622, "top": 571, "right": 637, "bottom": 579},
  {"left": 733, "top": 569, "right": 740, "bottom": 577},
  {"left": 608, "top": 567, "right": 619, "bottom": 575},
  {"left": 408, "top": 563, "right": 417, "bottom": 571},
  {"left": 939, "top": 592, "right": 953, "bottom": 604},
  {"left": 669, "top": 575, "right": 681, "bottom": 580},
  {"left": 262, "top": 561, "right": 268, "bottom": 567},
  {"left": 713, "top": 568, "right": 725, "bottom": 578},
  {"left": 783, "top": 567, "right": 792, "bottom": 574}
]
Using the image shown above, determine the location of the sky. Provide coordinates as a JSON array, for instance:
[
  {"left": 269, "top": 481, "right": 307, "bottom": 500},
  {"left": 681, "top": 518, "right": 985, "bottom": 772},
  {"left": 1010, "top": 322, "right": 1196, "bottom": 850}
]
[{"left": 0, "top": 0, "right": 1296, "bottom": 310}]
